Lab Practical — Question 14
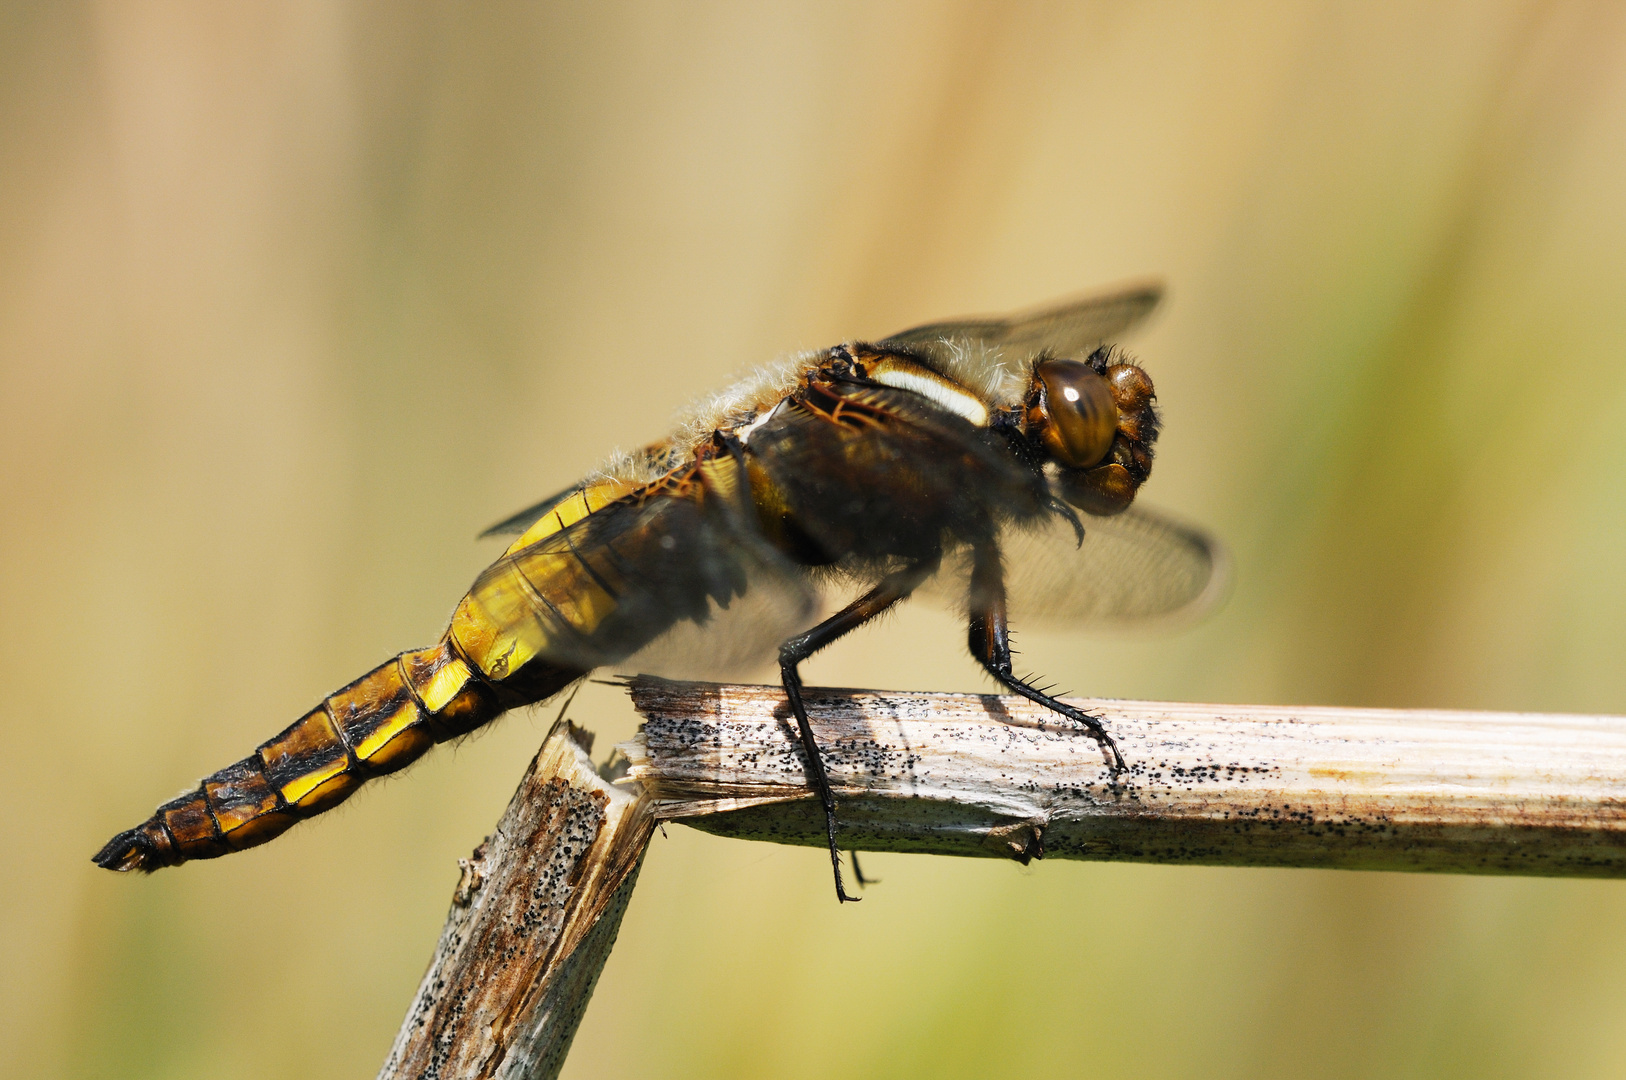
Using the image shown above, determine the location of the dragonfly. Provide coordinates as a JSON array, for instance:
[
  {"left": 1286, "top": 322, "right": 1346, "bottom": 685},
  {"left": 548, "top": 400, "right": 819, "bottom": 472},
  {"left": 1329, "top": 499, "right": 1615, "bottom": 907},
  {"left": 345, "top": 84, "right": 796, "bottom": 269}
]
[{"left": 94, "top": 282, "right": 1223, "bottom": 902}]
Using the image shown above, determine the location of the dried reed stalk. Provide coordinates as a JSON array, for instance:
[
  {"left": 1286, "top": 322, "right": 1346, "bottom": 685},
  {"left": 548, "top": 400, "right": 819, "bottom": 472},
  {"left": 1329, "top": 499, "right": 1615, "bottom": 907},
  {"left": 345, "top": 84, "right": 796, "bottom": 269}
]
[
  {"left": 384, "top": 679, "right": 1626, "bottom": 1076},
  {"left": 379, "top": 720, "right": 652, "bottom": 1080},
  {"left": 622, "top": 677, "right": 1626, "bottom": 875}
]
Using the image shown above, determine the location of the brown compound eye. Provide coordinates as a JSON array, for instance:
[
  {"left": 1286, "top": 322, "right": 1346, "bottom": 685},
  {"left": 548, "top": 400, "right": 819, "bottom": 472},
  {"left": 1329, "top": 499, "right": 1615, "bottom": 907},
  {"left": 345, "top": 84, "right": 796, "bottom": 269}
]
[{"left": 1026, "top": 358, "right": 1118, "bottom": 469}]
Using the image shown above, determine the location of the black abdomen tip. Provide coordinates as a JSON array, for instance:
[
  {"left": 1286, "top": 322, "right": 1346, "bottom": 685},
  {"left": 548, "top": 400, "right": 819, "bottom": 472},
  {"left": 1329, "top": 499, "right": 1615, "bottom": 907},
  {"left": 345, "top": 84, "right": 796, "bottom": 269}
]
[{"left": 92, "top": 828, "right": 158, "bottom": 873}]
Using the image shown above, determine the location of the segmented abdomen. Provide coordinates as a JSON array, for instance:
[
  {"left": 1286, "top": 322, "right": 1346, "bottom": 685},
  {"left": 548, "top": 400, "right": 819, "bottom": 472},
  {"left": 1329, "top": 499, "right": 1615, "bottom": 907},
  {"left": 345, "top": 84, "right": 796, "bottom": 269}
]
[
  {"left": 93, "top": 638, "right": 578, "bottom": 872},
  {"left": 95, "top": 466, "right": 743, "bottom": 873}
]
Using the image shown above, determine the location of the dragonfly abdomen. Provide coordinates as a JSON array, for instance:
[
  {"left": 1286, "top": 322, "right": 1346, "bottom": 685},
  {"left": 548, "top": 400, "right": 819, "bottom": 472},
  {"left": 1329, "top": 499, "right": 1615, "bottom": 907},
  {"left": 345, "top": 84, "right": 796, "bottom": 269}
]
[{"left": 93, "top": 641, "right": 580, "bottom": 872}]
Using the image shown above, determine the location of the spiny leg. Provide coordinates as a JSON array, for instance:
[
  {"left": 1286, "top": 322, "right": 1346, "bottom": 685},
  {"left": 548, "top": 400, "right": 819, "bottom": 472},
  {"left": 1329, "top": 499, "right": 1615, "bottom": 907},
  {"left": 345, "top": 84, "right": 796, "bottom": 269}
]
[
  {"left": 966, "top": 540, "right": 1127, "bottom": 773},
  {"left": 780, "top": 562, "right": 933, "bottom": 903}
]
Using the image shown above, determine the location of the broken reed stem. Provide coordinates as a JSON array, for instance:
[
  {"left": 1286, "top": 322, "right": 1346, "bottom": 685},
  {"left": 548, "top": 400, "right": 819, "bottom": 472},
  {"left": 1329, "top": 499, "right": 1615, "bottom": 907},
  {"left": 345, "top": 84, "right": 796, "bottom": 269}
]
[
  {"left": 622, "top": 677, "right": 1626, "bottom": 876},
  {"left": 379, "top": 720, "right": 652, "bottom": 1080},
  {"left": 384, "top": 681, "right": 1626, "bottom": 1079}
]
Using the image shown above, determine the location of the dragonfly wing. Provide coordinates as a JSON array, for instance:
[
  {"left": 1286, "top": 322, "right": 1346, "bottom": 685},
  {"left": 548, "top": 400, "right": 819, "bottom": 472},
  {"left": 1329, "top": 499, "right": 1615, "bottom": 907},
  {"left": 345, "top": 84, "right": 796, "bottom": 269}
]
[
  {"left": 924, "top": 502, "right": 1226, "bottom": 628},
  {"left": 621, "top": 566, "right": 826, "bottom": 681},
  {"left": 881, "top": 280, "right": 1163, "bottom": 368},
  {"left": 478, "top": 484, "right": 582, "bottom": 538},
  {"left": 465, "top": 469, "right": 816, "bottom": 676}
]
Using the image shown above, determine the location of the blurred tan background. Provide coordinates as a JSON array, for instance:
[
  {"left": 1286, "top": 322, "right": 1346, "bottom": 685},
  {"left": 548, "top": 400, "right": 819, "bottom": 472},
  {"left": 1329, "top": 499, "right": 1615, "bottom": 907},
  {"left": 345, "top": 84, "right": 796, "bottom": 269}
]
[{"left": 6, "top": 2, "right": 1626, "bottom": 1077}]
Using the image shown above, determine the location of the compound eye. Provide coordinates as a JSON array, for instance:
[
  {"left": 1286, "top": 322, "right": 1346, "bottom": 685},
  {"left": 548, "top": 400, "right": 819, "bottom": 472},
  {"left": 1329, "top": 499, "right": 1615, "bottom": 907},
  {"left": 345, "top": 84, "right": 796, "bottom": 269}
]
[{"left": 1028, "top": 359, "right": 1118, "bottom": 469}]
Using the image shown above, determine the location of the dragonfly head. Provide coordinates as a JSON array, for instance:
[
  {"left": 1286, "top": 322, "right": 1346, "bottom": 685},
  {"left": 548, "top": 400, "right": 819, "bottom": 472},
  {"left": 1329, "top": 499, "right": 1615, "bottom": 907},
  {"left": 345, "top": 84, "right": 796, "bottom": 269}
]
[{"left": 1025, "top": 351, "right": 1159, "bottom": 516}]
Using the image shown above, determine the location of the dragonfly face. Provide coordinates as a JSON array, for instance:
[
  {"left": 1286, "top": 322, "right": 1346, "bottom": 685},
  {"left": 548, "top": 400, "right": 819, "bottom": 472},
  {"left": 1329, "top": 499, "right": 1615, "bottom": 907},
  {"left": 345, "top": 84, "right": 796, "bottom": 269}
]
[{"left": 94, "top": 282, "right": 1222, "bottom": 902}]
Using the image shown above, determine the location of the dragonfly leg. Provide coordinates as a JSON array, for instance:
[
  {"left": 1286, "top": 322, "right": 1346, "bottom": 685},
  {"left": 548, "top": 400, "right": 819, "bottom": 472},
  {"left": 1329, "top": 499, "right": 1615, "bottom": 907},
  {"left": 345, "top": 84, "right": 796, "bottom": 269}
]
[
  {"left": 966, "top": 540, "right": 1127, "bottom": 774},
  {"left": 850, "top": 849, "right": 879, "bottom": 887},
  {"left": 779, "top": 561, "right": 933, "bottom": 903}
]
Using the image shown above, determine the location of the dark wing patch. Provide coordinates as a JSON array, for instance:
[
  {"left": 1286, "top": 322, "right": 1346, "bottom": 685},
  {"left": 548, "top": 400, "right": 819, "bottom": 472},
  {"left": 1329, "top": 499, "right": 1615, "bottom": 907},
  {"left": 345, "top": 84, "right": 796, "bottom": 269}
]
[
  {"left": 478, "top": 484, "right": 583, "bottom": 538},
  {"left": 747, "top": 382, "right": 1032, "bottom": 568},
  {"left": 925, "top": 503, "right": 1227, "bottom": 626},
  {"left": 881, "top": 280, "right": 1163, "bottom": 362},
  {"left": 482, "top": 474, "right": 815, "bottom": 671}
]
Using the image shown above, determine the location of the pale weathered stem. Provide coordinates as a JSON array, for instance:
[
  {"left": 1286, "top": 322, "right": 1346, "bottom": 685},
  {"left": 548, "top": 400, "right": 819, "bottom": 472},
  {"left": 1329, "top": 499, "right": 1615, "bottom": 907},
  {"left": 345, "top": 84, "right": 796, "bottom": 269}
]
[
  {"left": 380, "top": 720, "right": 652, "bottom": 1080},
  {"left": 621, "top": 677, "right": 1626, "bottom": 876},
  {"left": 383, "top": 681, "right": 1626, "bottom": 1076}
]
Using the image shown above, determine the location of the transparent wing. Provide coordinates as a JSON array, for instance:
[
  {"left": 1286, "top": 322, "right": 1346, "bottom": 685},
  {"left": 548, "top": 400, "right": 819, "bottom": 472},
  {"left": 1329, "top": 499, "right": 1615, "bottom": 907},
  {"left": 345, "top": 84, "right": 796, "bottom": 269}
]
[
  {"left": 925, "top": 503, "right": 1227, "bottom": 627},
  {"left": 478, "top": 484, "right": 581, "bottom": 538},
  {"left": 621, "top": 567, "right": 827, "bottom": 682},
  {"left": 881, "top": 280, "right": 1162, "bottom": 368},
  {"left": 486, "top": 283, "right": 1160, "bottom": 539}
]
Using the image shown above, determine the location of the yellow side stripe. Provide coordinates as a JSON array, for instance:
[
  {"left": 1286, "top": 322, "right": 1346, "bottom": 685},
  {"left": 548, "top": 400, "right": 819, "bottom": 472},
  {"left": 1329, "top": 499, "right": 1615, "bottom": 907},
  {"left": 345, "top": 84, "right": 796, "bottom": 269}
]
[
  {"left": 354, "top": 702, "right": 420, "bottom": 761},
  {"left": 505, "top": 479, "right": 636, "bottom": 555},
  {"left": 279, "top": 756, "right": 347, "bottom": 806}
]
